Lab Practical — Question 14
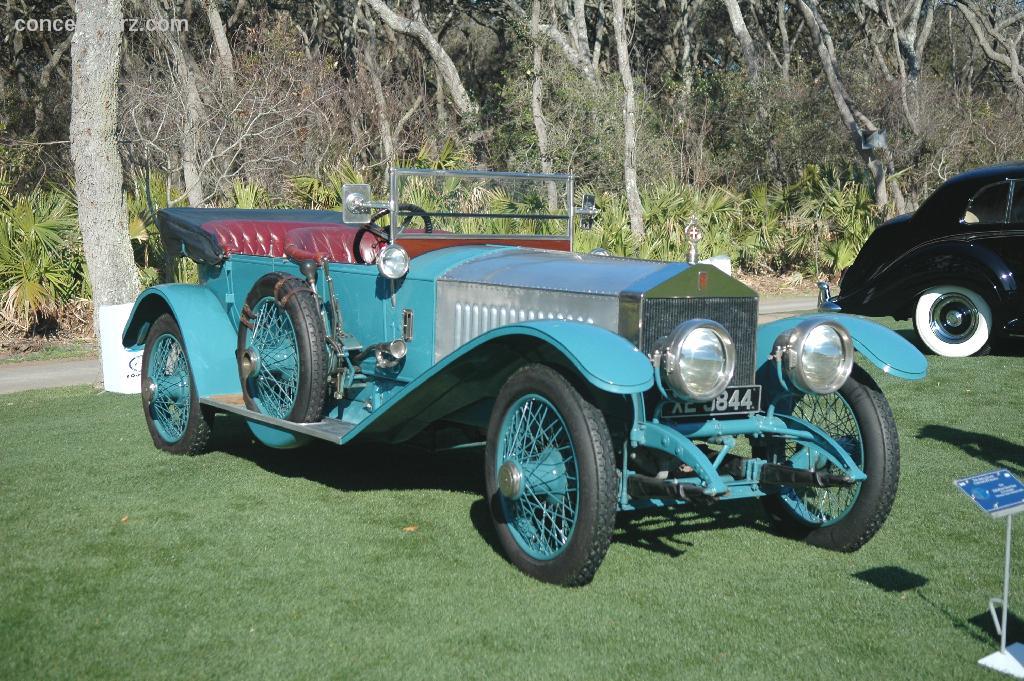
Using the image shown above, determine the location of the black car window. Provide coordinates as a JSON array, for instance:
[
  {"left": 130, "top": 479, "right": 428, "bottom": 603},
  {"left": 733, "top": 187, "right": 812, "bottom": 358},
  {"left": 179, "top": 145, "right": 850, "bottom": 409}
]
[
  {"left": 964, "top": 182, "right": 1010, "bottom": 224},
  {"left": 1011, "top": 182, "right": 1024, "bottom": 224}
]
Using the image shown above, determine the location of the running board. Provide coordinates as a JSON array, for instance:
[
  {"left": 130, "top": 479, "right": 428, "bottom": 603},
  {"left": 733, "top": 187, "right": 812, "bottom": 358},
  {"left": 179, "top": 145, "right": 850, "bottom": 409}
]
[{"left": 201, "top": 394, "right": 354, "bottom": 444}]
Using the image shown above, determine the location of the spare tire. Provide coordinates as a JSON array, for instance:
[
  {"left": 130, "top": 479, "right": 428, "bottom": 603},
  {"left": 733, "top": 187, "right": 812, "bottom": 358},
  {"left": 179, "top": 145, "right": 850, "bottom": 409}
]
[{"left": 237, "top": 273, "right": 327, "bottom": 423}]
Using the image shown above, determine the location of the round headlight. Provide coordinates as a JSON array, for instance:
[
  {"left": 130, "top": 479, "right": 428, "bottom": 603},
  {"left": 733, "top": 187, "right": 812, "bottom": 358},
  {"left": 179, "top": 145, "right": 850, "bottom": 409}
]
[
  {"left": 377, "top": 243, "right": 409, "bottom": 279},
  {"left": 660, "top": 320, "right": 736, "bottom": 402},
  {"left": 777, "top": 320, "right": 854, "bottom": 394}
]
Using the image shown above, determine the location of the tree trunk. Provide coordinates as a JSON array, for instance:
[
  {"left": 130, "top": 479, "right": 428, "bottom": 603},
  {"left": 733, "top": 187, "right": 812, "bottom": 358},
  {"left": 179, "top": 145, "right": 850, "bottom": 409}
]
[
  {"left": 201, "top": 0, "right": 234, "bottom": 86},
  {"left": 362, "top": 52, "right": 395, "bottom": 164},
  {"left": 798, "top": 0, "right": 893, "bottom": 209},
  {"left": 31, "top": 35, "right": 72, "bottom": 139},
  {"left": 363, "top": 0, "right": 477, "bottom": 119},
  {"left": 724, "top": 0, "right": 760, "bottom": 79},
  {"left": 531, "top": 0, "right": 558, "bottom": 209},
  {"left": 612, "top": 0, "right": 643, "bottom": 235},
  {"left": 70, "top": 0, "right": 141, "bottom": 386},
  {"left": 144, "top": 0, "right": 207, "bottom": 206}
]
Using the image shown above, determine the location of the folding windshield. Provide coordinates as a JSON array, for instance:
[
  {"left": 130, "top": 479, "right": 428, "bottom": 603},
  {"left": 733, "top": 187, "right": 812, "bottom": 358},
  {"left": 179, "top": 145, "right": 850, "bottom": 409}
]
[{"left": 388, "top": 169, "right": 574, "bottom": 241}]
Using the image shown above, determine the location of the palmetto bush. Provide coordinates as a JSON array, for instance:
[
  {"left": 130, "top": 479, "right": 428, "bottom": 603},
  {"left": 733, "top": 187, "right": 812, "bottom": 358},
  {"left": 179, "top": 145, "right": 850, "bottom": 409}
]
[
  {"left": 0, "top": 176, "right": 88, "bottom": 333},
  {"left": 576, "top": 168, "right": 877, "bottom": 278},
  {"left": 1, "top": 159, "right": 876, "bottom": 339}
]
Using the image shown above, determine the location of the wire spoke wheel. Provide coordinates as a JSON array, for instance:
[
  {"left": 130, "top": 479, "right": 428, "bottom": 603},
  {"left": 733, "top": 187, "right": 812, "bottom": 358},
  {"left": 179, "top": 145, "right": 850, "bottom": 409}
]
[
  {"left": 762, "top": 364, "right": 900, "bottom": 552},
  {"left": 497, "top": 394, "right": 580, "bottom": 560},
  {"left": 140, "top": 313, "right": 212, "bottom": 455},
  {"left": 485, "top": 364, "right": 616, "bottom": 586},
  {"left": 237, "top": 274, "right": 328, "bottom": 426},
  {"left": 147, "top": 333, "right": 192, "bottom": 443},
  {"left": 244, "top": 296, "right": 301, "bottom": 419},
  {"left": 781, "top": 392, "right": 863, "bottom": 526}
]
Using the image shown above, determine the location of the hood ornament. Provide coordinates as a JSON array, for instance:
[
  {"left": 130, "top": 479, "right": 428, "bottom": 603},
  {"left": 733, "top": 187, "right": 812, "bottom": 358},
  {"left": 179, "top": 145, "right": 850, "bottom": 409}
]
[{"left": 685, "top": 215, "right": 702, "bottom": 265}]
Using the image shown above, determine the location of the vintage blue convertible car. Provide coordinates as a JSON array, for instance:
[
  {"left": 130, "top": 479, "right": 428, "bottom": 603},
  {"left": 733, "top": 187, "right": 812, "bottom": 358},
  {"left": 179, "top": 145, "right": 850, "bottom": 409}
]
[{"left": 123, "top": 169, "right": 926, "bottom": 585}]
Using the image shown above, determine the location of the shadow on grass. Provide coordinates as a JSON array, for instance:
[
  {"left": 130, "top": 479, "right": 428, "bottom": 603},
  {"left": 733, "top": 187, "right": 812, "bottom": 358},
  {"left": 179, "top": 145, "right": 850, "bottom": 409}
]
[
  {"left": 917, "top": 425, "right": 1024, "bottom": 471},
  {"left": 969, "top": 609, "right": 1024, "bottom": 646},
  {"left": 211, "top": 414, "right": 485, "bottom": 495},
  {"left": 853, "top": 566, "right": 993, "bottom": 645},
  {"left": 854, "top": 565, "right": 928, "bottom": 592},
  {"left": 208, "top": 415, "right": 822, "bottom": 561},
  {"left": 613, "top": 500, "right": 766, "bottom": 557}
]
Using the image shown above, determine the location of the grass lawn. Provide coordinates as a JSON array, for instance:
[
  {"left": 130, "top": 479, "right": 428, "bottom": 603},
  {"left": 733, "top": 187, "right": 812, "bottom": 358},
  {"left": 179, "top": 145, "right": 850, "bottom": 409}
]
[
  {"left": 2, "top": 322, "right": 1023, "bottom": 680},
  {"left": 0, "top": 340, "right": 97, "bottom": 365}
]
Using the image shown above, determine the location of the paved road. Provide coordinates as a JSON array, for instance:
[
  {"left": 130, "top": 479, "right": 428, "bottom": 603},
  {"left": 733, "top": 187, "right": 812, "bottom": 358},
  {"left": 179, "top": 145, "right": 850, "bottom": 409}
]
[
  {"left": 0, "top": 296, "right": 818, "bottom": 395},
  {"left": 0, "top": 358, "right": 100, "bottom": 395}
]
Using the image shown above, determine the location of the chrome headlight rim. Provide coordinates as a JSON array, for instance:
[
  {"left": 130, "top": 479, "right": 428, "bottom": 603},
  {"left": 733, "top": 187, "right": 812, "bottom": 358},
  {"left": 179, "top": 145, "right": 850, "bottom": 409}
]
[
  {"left": 779, "top": 319, "right": 854, "bottom": 395},
  {"left": 377, "top": 243, "right": 410, "bottom": 279},
  {"left": 660, "top": 319, "right": 737, "bottom": 402}
]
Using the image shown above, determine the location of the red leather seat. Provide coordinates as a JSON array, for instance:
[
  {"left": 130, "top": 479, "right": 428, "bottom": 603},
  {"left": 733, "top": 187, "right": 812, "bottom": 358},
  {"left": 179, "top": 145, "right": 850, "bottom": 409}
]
[
  {"left": 285, "top": 226, "right": 385, "bottom": 264},
  {"left": 200, "top": 219, "right": 383, "bottom": 264}
]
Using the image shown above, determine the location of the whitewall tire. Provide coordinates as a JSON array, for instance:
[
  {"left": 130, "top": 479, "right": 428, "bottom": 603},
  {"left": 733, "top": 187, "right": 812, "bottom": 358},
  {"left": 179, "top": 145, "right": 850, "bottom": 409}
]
[{"left": 913, "top": 285, "right": 992, "bottom": 357}]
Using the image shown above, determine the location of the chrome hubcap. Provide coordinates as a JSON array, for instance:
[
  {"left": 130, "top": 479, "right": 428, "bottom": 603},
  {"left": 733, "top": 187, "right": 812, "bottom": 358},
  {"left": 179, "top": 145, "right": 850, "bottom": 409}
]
[
  {"left": 240, "top": 348, "right": 261, "bottom": 379},
  {"left": 929, "top": 293, "right": 978, "bottom": 344},
  {"left": 498, "top": 460, "right": 523, "bottom": 500}
]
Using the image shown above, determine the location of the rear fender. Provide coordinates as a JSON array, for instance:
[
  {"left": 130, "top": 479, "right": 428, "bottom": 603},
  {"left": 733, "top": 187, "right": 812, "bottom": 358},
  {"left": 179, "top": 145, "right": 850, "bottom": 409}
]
[
  {"left": 121, "top": 285, "right": 240, "bottom": 397},
  {"left": 757, "top": 314, "right": 927, "bottom": 384},
  {"left": 846, "top": 241, "right": 1015, "bottom": 316}
]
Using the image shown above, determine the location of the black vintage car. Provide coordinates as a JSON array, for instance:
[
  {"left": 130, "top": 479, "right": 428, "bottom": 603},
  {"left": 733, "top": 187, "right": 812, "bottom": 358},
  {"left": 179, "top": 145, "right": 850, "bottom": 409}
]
[{"left": 820, "top": 163, "right": 1024, "bottom": 356}]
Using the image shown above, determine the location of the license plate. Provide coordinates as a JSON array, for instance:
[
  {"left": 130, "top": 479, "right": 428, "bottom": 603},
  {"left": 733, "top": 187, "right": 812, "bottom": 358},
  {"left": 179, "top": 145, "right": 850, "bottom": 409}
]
[{"left": 661, "top": 385, "right": 761, "bottom": 420}]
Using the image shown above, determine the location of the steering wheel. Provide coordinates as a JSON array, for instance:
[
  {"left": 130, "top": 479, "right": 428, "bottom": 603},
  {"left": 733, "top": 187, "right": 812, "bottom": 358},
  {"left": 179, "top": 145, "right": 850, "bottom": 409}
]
[{"left": 354, "top": 203, "right": 433, "bottom": 264}]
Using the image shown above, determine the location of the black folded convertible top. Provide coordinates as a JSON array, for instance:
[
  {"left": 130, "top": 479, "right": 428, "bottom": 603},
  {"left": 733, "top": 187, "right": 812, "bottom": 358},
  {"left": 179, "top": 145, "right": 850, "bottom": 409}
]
[{"left": 157, "top": 207, "right": 348, "bottom": 265}]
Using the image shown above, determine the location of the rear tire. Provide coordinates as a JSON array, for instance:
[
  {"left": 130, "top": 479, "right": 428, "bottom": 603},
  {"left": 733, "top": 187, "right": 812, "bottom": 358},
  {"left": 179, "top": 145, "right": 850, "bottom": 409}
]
[
  {"left": 761, "top": 364, "right": 899, "bottom": 552},
  {"left": 141, "top": 313, "right": 213, "bottom": 455},
  {"left": 913, "top": 285, "right": 992, "bottom": 357},
  {"left": 485, "top": 365, "right": 617, "bottom": 586}
]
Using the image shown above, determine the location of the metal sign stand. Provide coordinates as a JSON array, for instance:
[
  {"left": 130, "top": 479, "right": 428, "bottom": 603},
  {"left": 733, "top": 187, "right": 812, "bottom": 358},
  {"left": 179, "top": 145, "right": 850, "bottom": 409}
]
[
  {"left": 957, "top": 469, "right": 1024, "bottom": 678},
  {"left": 980, "top": 510, "right": 1024, "bottom": 678}
]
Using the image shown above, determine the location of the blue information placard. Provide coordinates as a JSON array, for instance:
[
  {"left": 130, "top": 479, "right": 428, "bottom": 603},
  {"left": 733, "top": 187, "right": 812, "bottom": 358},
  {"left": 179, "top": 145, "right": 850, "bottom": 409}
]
[{"left": 956, "top": 469, "right": 1024, "bottom": 518}]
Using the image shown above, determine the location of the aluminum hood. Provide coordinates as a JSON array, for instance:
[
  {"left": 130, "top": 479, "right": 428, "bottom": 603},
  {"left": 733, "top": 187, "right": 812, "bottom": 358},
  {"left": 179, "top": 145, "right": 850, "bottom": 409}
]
[{"left": 434, "top": 248, "right": 756, "bottom": 363}]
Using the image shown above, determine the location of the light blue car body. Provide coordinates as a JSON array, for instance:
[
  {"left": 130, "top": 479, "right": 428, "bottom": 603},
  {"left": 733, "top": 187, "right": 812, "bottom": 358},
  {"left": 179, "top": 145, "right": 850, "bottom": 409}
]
[{"left": 124, "top": 237, "right": 926, "bottom": 509}]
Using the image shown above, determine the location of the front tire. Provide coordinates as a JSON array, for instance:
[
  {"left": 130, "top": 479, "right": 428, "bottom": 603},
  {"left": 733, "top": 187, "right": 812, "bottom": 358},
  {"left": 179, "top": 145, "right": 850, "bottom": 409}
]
[
  {"left": 762, "top": 364, "right": 899, "bottom": 551},
  {"left": 141, "top": 313, "right": 213, "bottom": 454},
  {"left": 913, "top": 284, "right": 992, "bottom": 357},
  {"left": 485, "top": 365, "right": 617, "bottom": 586}
]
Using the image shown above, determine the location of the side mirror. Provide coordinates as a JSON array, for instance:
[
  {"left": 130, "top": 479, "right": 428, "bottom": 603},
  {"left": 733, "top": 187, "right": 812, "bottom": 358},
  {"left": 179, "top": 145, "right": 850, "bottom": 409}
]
[
  {"left": 578, "top": 194, "right": 597, "bottom": 230},
  {"left": 342, "top": 183, "right": 373, "bottom": 224}
]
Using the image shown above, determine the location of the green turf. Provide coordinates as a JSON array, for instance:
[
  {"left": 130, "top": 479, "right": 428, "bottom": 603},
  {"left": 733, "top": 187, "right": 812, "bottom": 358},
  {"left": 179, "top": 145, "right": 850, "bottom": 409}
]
[{"left": 2, "top": 323, "right": 1023, "bottom": 680}]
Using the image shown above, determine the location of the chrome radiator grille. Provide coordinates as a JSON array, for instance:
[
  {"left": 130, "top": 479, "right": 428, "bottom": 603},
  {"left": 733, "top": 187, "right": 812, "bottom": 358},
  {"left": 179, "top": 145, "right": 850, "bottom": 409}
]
[{"left": 640, "top": 296, "right": 758, "bottom": 385}]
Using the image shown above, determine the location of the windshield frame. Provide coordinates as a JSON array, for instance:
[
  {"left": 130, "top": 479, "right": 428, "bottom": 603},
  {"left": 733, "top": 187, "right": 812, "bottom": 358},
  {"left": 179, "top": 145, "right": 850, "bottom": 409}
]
[{"left": 387, "top": 168, "right": 576, "bottom": 247}]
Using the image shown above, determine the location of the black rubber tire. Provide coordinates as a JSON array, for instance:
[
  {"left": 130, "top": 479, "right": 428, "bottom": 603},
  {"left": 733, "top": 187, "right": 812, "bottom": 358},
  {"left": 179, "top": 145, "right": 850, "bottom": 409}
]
[
  {"left": 485, "top": 364, "right": 617, "bottom": 586},
  {"left": 238, "top": 273, "right": 328, "bottom": 423},
  {"left": 761, "top": 364, "right": 900, "bottom": 552},
  {"left": 141, "top": 313, "right": 213, "bottom": 455}
]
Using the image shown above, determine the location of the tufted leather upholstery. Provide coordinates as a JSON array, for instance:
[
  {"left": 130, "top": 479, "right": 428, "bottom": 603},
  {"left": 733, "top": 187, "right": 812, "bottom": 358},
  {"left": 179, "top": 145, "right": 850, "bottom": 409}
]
[
  {"left": 200, "top": 219, "right": 383, "bottom": 264},
  {"left": 285, "top": 226, "right": 386, "bottom": 264}
]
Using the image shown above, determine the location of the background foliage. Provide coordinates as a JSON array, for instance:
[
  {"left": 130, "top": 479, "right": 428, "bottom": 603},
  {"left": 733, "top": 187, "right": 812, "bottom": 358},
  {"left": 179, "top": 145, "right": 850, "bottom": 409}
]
[{"left": 3, "top": 0, "right": 1024, "bottom": 338}]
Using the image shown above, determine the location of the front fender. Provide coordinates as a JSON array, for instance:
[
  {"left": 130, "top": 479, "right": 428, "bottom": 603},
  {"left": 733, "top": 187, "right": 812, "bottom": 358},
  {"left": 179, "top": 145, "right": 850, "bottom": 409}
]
[
  {"left": 483, "top": 320, "right": 654, "bottom": 394},
  {"left": 757, "top": 314, "right": 927, "bottom": 381},
  {"left": 121, "top": 285, "right": 240, "bottom": 397},
  {"left": 342, "top": 320, "right": 653, "bottom": 443}
]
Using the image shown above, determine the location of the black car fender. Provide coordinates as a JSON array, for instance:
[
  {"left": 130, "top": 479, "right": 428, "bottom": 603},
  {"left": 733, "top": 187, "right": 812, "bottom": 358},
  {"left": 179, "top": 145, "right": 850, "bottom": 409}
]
[{"left": 841, "top": 238, "right": 1016, "bottom": 318}]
